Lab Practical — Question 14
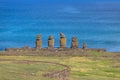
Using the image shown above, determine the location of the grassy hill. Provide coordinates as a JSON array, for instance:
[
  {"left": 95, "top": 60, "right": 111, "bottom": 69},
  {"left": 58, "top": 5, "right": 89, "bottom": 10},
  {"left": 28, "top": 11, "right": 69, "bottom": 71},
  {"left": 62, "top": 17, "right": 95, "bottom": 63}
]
[{"left": 0, "top": 51, "right": 120, "bottom": 80}]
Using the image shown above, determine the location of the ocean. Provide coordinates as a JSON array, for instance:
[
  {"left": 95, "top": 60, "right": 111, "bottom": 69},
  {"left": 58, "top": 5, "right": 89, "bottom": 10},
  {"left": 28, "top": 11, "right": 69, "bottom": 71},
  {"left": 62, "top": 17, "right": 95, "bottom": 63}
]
[{"left": 0, "top": 0, "right": 120, "bottom": 52}]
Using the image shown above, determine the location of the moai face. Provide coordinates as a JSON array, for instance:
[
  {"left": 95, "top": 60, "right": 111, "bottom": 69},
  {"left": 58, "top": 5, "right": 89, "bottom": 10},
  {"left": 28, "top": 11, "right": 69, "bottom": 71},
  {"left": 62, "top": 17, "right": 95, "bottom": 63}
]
[
  {"left": 71, "top": 37, "right": 78, "bottom": 48},
  {"left": 48, "top": 35, "right": 54, "bottom": 48},
  {"left": 37, "top": 34, "right": 41, "bottom": 40},
  {"left": 72, "top": 37, "right": 77, "bottom": 42},
  {"left": 60, "top": 33, "right": 66, "bottom": 48},
  {"left": 48, "top": 35, "right": 54, "bottom": 40}
]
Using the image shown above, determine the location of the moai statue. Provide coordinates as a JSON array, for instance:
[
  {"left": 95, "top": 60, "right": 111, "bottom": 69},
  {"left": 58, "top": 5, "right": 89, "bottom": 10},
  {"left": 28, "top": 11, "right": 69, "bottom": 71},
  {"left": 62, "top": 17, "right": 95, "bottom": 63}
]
[
  {"left": 36, "top": 34, "right": 42, "bottom": 49},
  {"left": 83, "top": 42, "right": 87, "bottom": 49},
  {"left": 60, "top": 32, "right": 67, "bottom": 48},
  {"left": 71, "top": 37, "right": 78, "bottom": 48},
  {"left": 48, "top": 35, "right": 54, "bottom": 49}
]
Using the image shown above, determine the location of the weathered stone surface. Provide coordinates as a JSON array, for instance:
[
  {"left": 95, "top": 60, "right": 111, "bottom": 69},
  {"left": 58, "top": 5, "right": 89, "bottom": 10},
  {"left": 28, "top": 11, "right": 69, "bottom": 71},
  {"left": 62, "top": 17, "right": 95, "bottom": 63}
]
[
  {"left": 43, "top": 62, "right": 71, "bottom": 80},
  {"left": 83, "top": 42, "right": 87, "bottom": 49},
  {"left": 49, "top": 35, "right": 54, "bottom": 40},
  {"left": 22, "top": 46, "right": 30, "bottom": 49},
  {"left": 43, "top": 68, "right": 70, "bottom": 80},
  {"left": 48, "top": 35, "right": 54, "bottom": 48},
  {"left": 60, "top": 33, "right": 66, "bottom": 48},
  {"left": 60, "top": 32, "right": 65, "bottom": 38},
  {"left": 36, "top": 34, "right": 42, "bottom": 49},
  {"left": 71, "top": 37, "right": 78, "bottom": 48},
  {"left": 4, "top": 34, "right": 107, "bottom": 55}
]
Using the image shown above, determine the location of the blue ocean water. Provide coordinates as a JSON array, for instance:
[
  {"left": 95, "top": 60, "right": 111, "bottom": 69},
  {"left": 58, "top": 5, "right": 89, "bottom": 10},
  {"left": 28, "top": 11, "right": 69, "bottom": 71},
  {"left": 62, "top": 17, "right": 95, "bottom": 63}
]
[{"left": 0, "top": 0, "right": 120, "bottom": 52}]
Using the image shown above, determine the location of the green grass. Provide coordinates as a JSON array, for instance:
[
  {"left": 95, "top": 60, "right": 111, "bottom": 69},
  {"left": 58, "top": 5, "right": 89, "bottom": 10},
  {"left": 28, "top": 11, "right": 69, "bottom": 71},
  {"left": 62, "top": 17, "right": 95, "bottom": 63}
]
[
  {"left": 0, "top": 51, "right": 120, "bottom": 80},
  {"left": 0, "top": 60, "right": 65, "bottom": 80}
]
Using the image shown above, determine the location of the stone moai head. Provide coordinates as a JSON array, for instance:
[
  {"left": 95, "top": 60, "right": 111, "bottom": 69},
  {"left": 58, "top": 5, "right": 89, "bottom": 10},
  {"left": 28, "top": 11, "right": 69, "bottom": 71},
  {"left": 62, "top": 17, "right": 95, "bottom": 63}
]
[
  {"left": 71, "top": 37, "right": 78, "bottom": 48},
  {"left": 83, "top": 42, "right": 87, "bottom": 49},
  {"left": 60, "top": 32, "right": 65, "bottom": 38},
  {"left": 60, "top": 32, "right": 66, "bottom": 48},
  {"left": 48, "top": 35, "right": 54, "bottom": 49},
  {"left": 37, "top": 34, "right": 41, "bottom": 40},
  {"left": 36, "top": 34, "right": 42, "bottom": 49}
]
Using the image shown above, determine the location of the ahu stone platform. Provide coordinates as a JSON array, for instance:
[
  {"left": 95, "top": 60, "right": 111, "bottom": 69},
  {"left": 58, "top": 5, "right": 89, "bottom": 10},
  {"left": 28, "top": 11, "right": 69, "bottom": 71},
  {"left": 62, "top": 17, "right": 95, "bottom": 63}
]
[{"left": 5, "top": 33, "right": 106, "bottom": 56}]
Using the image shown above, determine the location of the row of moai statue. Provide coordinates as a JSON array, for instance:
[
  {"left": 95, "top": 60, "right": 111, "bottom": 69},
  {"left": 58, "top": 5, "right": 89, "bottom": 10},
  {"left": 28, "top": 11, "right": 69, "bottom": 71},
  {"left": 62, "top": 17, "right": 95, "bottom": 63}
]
[{"left": 36, "top": 33, "right": 87, "bottom": 49}]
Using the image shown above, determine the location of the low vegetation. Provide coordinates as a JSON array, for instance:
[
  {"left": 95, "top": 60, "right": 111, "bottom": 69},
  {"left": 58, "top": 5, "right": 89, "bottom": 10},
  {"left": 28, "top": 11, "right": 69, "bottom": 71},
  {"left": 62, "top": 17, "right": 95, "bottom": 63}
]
[{"left": 0, "top": 51, "right": 120, "bottom": 80}]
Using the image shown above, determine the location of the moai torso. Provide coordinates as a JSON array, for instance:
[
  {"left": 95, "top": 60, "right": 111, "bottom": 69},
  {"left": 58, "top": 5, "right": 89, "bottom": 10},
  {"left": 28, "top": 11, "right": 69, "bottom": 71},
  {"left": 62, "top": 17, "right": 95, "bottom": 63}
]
[
  {"left": 83, "top": 42, "right": 87, "bottom": 49},
  {"left": 71, "top": 37, "right": 78, "bottom": 48},
  {"left": 36, "top": 34, "right": 42, "bottom": 49},
  {"left": 60, "top": 33, "right": 67, "bottom": 48},
  {"left": 48, "top": 35, "right": 54, "bottom": 49}
]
